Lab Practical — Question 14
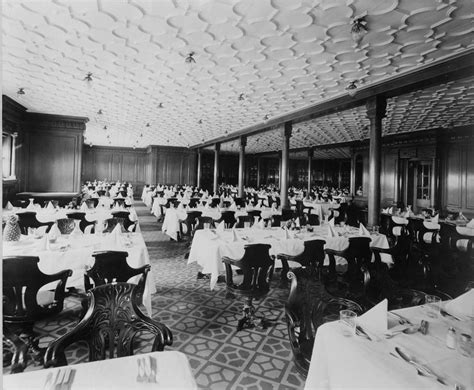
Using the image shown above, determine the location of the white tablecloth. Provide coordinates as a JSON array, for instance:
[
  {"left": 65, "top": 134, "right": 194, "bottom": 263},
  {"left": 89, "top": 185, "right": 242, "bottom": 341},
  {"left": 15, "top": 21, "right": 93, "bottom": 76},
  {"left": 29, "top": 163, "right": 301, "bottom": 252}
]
[
  {"left": 187, "top": 224, "right": 392, "bottom": 290},
  {"left": 305, "top": 303, "right": 474, "bottom": 390},
  {"left": 3, "top": 232, "right": 155, "bottom": 316},
  {"left": 162, "top": 207, "right": 282, "bottom": 241},
  {"left": 3, "top": 351, "right": 197, "bottom": 390},
  {"left": 3, "top": 207, "right": 138, "bottom": 223}
]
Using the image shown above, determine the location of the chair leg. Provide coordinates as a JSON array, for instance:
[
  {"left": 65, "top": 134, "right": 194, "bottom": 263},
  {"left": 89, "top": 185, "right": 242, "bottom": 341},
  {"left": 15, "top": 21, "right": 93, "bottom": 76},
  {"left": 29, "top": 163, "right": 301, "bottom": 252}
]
[{"left": 237, "top": 298, "right": 256, "bottom": 331}]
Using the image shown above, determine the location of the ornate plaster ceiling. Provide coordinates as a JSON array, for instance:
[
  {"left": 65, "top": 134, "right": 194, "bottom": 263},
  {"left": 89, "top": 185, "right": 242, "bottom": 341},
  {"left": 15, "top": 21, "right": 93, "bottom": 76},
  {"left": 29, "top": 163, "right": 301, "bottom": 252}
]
[{"left": 2, "top": 0, "right": 473, "bottom": 148}]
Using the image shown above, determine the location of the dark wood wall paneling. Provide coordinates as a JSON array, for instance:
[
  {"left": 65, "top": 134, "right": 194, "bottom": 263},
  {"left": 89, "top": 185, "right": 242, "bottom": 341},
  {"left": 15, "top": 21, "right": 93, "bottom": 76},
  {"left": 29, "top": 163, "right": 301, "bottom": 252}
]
[
  {"left": 2, "top": 96, "right": 26, "bottom": 206},
  {"left": 23, "top": 114, "right": 86, "bottom": 192},
  {"left": 352, "top": 127, "right": 474, "bottom": 217},
  {"left": 82, "top": 146, "right": 147, "bottom": 196}
]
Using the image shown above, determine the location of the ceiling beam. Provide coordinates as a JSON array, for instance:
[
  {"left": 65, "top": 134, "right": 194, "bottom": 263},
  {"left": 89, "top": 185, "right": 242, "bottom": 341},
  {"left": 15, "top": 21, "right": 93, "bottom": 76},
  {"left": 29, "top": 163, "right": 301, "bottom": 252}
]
[{"left": 191, "top": 49, "right": 474, "bottom": 149}]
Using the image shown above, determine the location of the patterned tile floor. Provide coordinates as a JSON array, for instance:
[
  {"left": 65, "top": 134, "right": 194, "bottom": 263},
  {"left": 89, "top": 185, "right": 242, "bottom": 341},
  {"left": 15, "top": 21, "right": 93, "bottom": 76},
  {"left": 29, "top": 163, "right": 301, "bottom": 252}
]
[{"left": 4, "top": 202, "right": 306, "bottom": 390}]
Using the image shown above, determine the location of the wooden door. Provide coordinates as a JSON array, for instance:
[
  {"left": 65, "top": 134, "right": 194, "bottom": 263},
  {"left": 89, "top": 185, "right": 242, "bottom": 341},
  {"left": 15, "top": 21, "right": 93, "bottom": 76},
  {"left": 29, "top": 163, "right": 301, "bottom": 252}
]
[{"left": 413, "top": 161, "right": 432, "bottom": 212}]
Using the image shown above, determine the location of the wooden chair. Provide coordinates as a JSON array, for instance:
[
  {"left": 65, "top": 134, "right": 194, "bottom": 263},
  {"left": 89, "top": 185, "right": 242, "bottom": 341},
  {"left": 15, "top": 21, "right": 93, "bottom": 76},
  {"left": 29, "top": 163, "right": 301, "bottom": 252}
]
[
  {"left": 56, "top": 218, "right": 76, "bottom": 235},
  {"left": 66, "top": 212, "right": 94, "bottom": 233},
  {"left": 3, "top": 325, "right": 29, "bottom": 373},
  {"left": 281, "top": 208, "right": 296, "bottom": 222},
  {"left": 103, "top": 217, "right": 126, "bottom": 233},
  {"left": 236, "top": 215, "right": 253, "bottom": 228},
  {"left": 324, "top": 237, "right": 372, "bottom": 298},
  {"left": 194, "top": 216, "right": 216, "bottom": 232},
  {"left": 285, "top": 268, "right": 364, "bottom": 377},
  {"left": 3, "top": 256, "right": 72, "bottom": 367},
  {"left": 247, "top": 210, "right": 262, "bottom": 223},
  {"left": 277, "top": 239, "right": 326, "bottom": 281},
  {"left": 222, "top": 244, "right": 275, "bottom": 331},
  {"left": 85, "top": 251, "right": 150, "bottom": 295},
  {"left": 44, "top": 283, "right": 172, "bottom": 367},
  {"left": 16, "top": 212, "right": 54, "bottom": 235},
  {"left": 111, "top": 211, "right": 136, "bottom": 232},
  {"left": 218, "top": 211, "right": 236, "bottom": 228},
  {"left": 270, "top": 214, "right": 282, "bottom": 227},
  {"left": 307, "top": 214, "right": 320, "bottom": 226},
  {"left": 179, "top": 210, "right": 202, "bottom": 240}
]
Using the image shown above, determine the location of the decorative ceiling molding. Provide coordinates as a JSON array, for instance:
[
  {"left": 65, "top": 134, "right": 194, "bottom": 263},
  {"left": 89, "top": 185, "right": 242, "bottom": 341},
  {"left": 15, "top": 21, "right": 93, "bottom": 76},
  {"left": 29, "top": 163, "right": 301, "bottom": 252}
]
[{"left": 2, "top": 0, "right": 474, "bottom": 148}]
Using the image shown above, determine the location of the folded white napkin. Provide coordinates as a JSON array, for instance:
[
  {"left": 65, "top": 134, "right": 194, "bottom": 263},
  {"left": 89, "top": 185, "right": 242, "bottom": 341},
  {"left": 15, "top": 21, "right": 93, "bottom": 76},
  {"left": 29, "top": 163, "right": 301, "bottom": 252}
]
[
  {"left": 357, "top": 298, "right": 388, "bottom": 334},
  {"left": 110, "top": 223, "right": 123, "bottom": 247},
  {"left": 5, "top": 201, "right": 14, "bottom": 210},
  {"left": 327, "top": 224, "right": 337, "bottom": 238},
  {"left": 48, "top": 223, "right": 61, "bottom": 239},
  {"left": 70, "top": 221, "right": 83, "bottom": 237},
  {"left": 295, "top": 217, "right": 300, "bottom": 228},
  {"left": 359, "top": 223, "right": 371, "bottom": 237},
  {"left": 431, "top": 214, "right": 439, "bottom": 223},
  {"left": 80, "top": 202, "right": 89, "bottom": 212},
  {"left": 232, "top": 228, "right": 239, "bottom": 242},
  {"left": 403, "top": 211, "right": 410, "bottom": 218},
  {"left": 444, "top": 289, "right": 474, "bottom": 319},
  {"left": 26, "top": 201, "right": 36, "bottom": 210},
  {"left": 46, "top": 201, "right": 55, "bottom": 211},
  {"left": 216, "top": 221, "right": 225, "bottom": 233},
  {"left": 388, "top": 207, "right": 393, "bottom": 214},
  {"left": 382, "top": 207, "right": 389, "bottom": 213},
  {"left": 177, "top": 203, "right": 184, "bottom": 210},
  {"left": 329, "top": 217, "right": 335, "bottom": 227},
  {"left": 284, "top": 227, "right": 292, "bottom": 239},
  {"left": 467, "top": 219, "right": 474, "bottom": 228},
  {"left": 258, "top": 219, "right": 266, "bottom": 229},
  {"left": 229, "top": 204, "right": 237, "bottom": 211}
]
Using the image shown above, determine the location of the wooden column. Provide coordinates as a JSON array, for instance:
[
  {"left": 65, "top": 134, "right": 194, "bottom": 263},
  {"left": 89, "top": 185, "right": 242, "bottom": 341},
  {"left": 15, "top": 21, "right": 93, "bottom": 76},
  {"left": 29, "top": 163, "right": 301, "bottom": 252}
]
[
  {"left": 350, "top": 148, "right": 355, "bottom": 195},
  {"left": 307, "top": 148, "right": 313, "bottom": 193},
  {"left": 256, "top": 157, "right": 261, "bottom": 188},
  {"left": 366, "top": 96, "right": 387, "bottom": 227},
  {"left": 238, "top": 136, "right": 246, "bottom": 197},
  {"left": 196, "top": 148, "right": 202, "bottom": 188},
  {"left": 280, "top": 122, "right": 292, "bottom": 208},
  {"left": 277, "top": 152, "right": 281, "bottom": 189},
  {"left": 213, "top": 143, "right": 220, "bottom": 194}
]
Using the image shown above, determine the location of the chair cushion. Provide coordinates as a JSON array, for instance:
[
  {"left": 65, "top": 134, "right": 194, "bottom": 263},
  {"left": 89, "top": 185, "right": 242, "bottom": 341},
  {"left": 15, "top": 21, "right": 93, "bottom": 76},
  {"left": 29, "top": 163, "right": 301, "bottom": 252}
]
[{"left": 37, "top": 290, "right": 56, "bottom": 307}]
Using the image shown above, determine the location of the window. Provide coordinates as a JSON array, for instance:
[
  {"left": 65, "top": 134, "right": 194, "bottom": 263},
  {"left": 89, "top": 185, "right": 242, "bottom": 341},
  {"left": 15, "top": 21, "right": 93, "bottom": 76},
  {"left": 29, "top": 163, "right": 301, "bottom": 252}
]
[
  {"left": 3, "top": 132, "right": 16, "bottom": 180},
  {"left": 416, "top": 163, "right": 431, "bottom": 200}
]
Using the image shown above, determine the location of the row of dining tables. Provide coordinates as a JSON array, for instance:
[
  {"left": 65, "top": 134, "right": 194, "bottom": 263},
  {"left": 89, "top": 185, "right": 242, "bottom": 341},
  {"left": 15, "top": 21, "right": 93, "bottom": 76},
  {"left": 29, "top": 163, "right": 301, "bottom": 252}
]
[{"left": 187, "top": 223, "right": 392, "bottom": 290}]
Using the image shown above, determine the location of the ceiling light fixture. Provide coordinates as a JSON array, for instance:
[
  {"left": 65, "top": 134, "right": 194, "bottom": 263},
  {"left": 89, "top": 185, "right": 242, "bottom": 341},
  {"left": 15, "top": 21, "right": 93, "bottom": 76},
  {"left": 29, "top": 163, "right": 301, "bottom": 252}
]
[
  {"left": 346, "top": 81, "right": 358, "bottom": 97},
  {"left": 97, "top": 109, "right": 103, "bottom": 115},
  {"left": 146, "top": 123, "right": 150, "bottom": 127},
  {"left": 263, "top": 114, "right": 269, "bottom": 124},
  {"left": 17, "top": 88, "right": 25, "bottom": 96},
  {"left": 198, "top": 119, "right": 203, "bottom": 124},
  {"left": 103, "top": 125, "right": 107, "bottom": 130},
  {"left": 238, "top": 93, "right": 245, "bottom": 101},
  {"left": 84, "top": 72, "right": 93, "bottom": 83},
  {"left": 351, "top": 16, "right": 368, "bottom": 44},
  {"left": 158, "top": 103, "right": 164, "bottom": 108},
  {"left": 185, "top": 52, "right": 196, "bottom": 64}
]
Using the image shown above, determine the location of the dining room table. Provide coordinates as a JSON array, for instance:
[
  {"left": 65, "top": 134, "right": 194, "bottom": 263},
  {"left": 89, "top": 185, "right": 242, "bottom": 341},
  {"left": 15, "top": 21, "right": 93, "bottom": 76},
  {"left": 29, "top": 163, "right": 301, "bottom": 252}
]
[
  {"left": 187, "top": 223, "right": 393, "bottom": 290},
  {"left": 2, "top": 204, "right": 138, "bottom": 225},
  {"left": 2, "top": 230, "right": 155, "bottom": 316},
  {"left": 304, "top": 291, "right": 474, "bottom": 390},
  {"left": 162, "top": 205, "right": 282, "bottom": 241},
  {"left": 2, "top": 351, "right": 198, "bottom": 389}
]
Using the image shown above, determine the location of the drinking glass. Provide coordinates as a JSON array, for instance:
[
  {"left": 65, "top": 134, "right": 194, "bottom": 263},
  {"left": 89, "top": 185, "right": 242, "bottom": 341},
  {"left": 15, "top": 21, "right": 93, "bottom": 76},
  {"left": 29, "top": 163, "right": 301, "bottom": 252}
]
[
  {"left": 339, "top": 310, "right": 357, "bottom": 337},
  {"left": 425, "top": 295, "right": 441, "bottom": 318}
]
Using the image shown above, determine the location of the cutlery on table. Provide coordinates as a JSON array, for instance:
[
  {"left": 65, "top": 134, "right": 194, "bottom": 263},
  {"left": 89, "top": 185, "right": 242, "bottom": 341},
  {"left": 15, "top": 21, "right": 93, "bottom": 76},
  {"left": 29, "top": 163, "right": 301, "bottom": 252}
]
[
  {"left": 43, "top": 367, "right": 75, "bottom": 390},
  {"left": 384, "top": 324, "right": 420, "bottom": 338},
  {"left": 394, "top": 347, "right": 447, "bottom": 386},
  {"left": 440, "top": 309, "right": 461, "bottom": 321},
  {"left": 390, "top": 312, "right": 413, "bottom": 325},
  {"left": 355, "top": 325, "right": 372, "bottom": 341}
]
